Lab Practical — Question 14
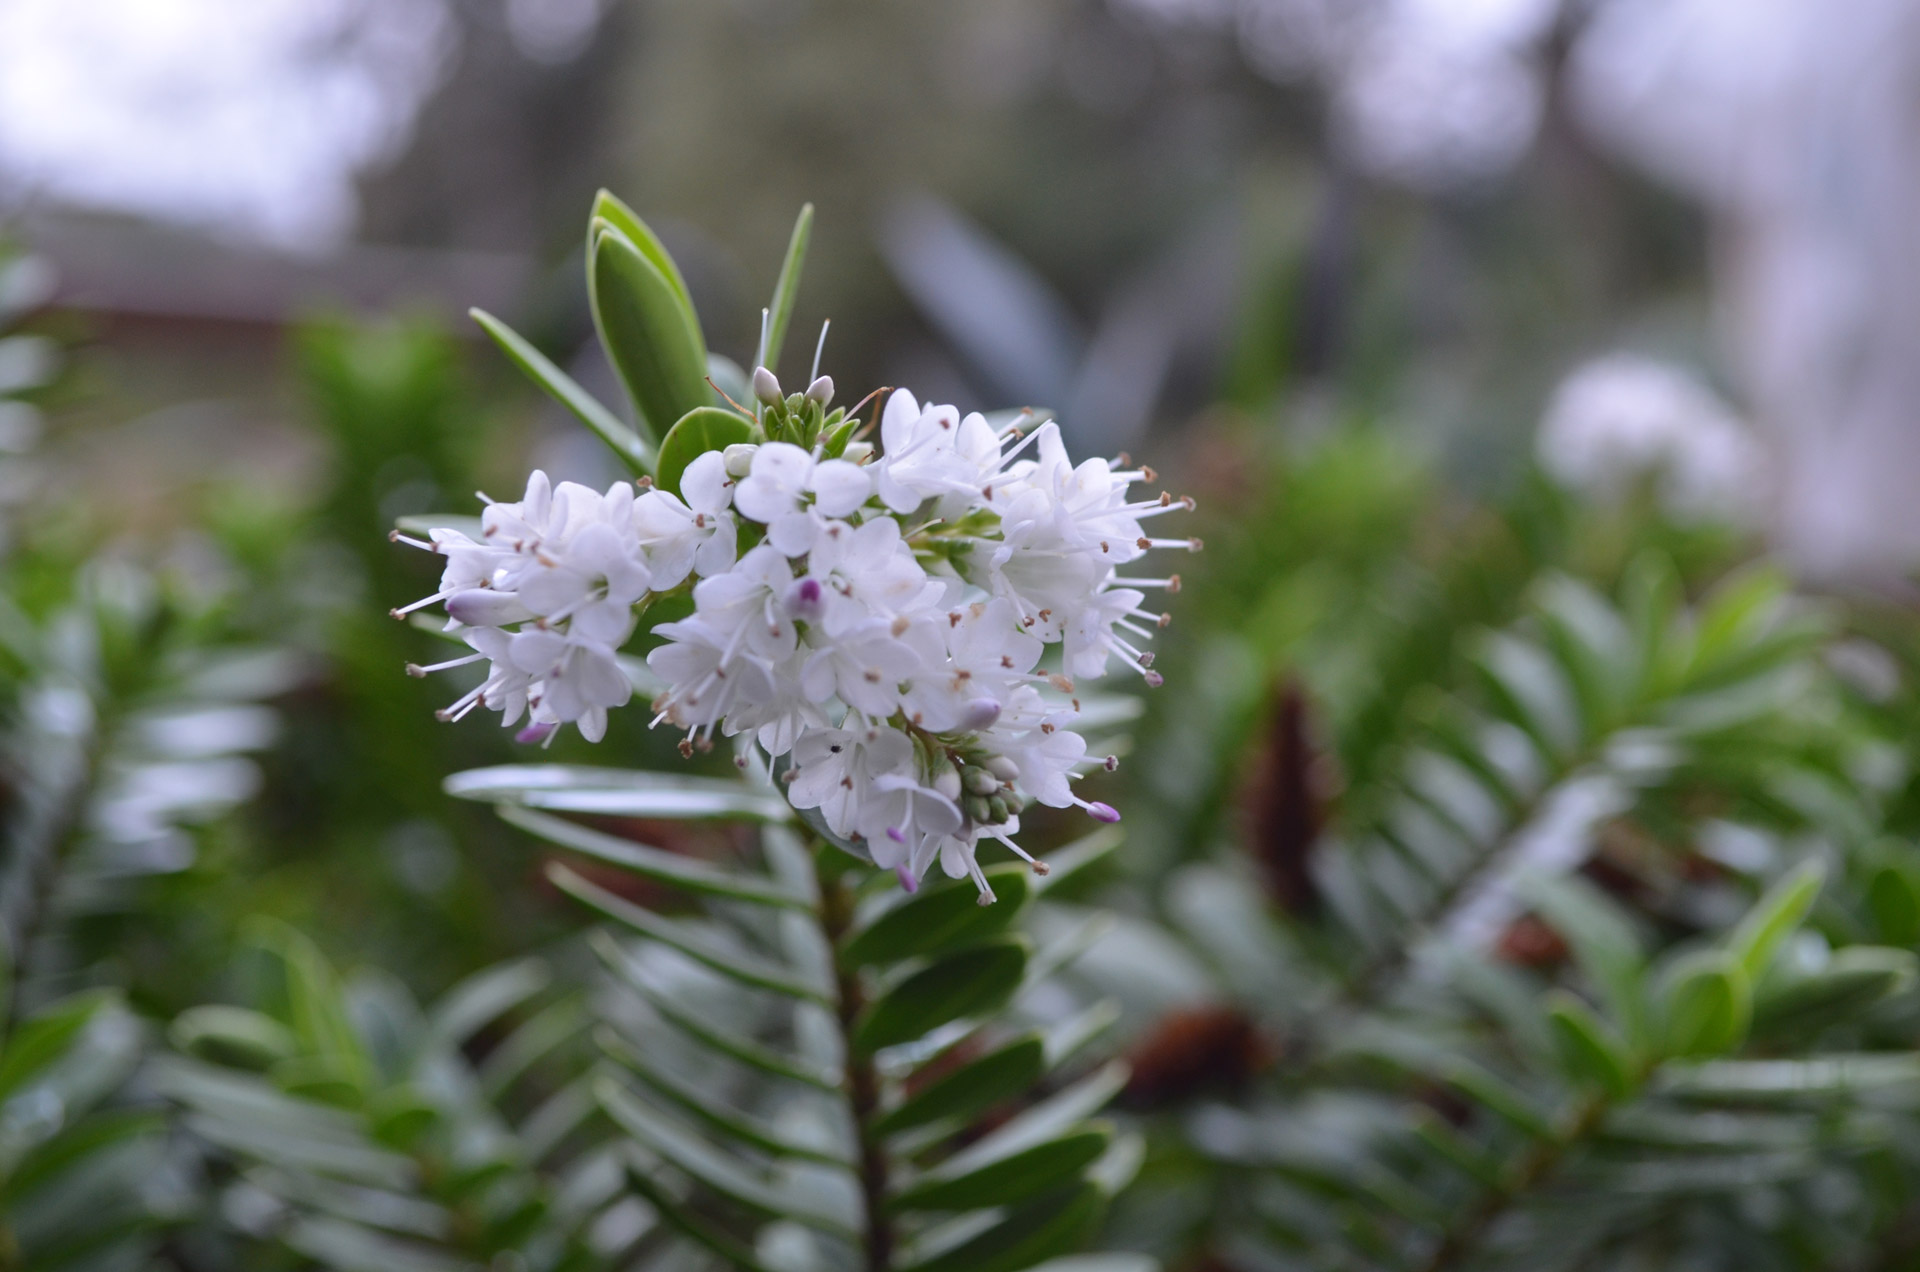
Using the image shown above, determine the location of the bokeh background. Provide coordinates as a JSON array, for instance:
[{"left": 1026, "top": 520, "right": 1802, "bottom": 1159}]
[{"left": 7, "top": 3, "right": 1920, "bottom": 1266}]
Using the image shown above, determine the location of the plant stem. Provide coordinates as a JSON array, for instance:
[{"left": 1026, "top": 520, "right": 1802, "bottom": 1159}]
[{"left": 818, "top": 861, "right": 893, "bottom": 1272}]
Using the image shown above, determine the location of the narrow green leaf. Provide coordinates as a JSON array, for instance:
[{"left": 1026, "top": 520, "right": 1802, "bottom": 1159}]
[
  {"left": 1441, "top": 1061, "right": 1554, "bottom": 1140},
  {"left": 654, "top": 405, "right": 754, "bottom": 499},
  {"left": 1727, "top": 860, "right": 1826, "bottom": 982},
  {"left": 1752, "top": 947, "right": 1917, "bottom": 1040},
  {"left": 550, "top": 864, "right": 829, "bottom": 1003},
  {"left": 1520, "top": 873, "right": 1649, "bottom": 1046},
  {"left": 500, "top": 805, "right": 806, "bottom": 908},
  {"left": 427, "top": 957, "right": 549, "bottom": 1047},
  {"left": 892, "top": 1126, "right": 1111, "bottom": 1212},
  {"left": 854, "top": 939, "right": 1029, "bottom": 1053},
  {"left": 1654, "top": 1054, "right": 1920, "bottom": 1101},
  {"left": 597, "top": 1075, "right": 856, "bottom": 1237},
  {"left": 591, "top": 932, "right": 840, "bottom": 1090},
  {"left": 470, "top": 308, "right": 652, "bottom": 474},
  {"left": 598, "top": 1029, "right": 852, "bottom": 1166},
  {"left": 762, "top": 203, "right": 814, "bottom": 373},
  {"left": 0, "top": 993, "right": 114, "bottom": 1101},
  {"left": 1410, "top": 1110, "right": 1503, "bottom": 1189},
  {"left": 444, "top": 763, "right": 792, "bottom": 822},
  {"left": 0, "top": 1108, "right": 162, "bottom": 1204},
  {"left": 898, "top": 1183, "right": 1104, "bottom": 1272},
  {"left": 170, "top": 1005, "right": 298, "bottom": 1071},
  {"left": 1546, "top": 991, "right": 1638, "bottom": 1099},
  {"left": 589, "top": 225, "right": 708, "bottom": 446},
  {"left": 1043, "top": 1000, "right": 1120, "bottom": 1068},
  {"left": 1869, "top": 859, "right": 1920, "bottom": 944},
  {"left": 1659, "top": 951, "right": 1752, "bottom": 1058},
  {"left": 875, "top": 1035, "right": 1046, "bottom": 1137},
  {"left": 844, "top": 867, "right": 1030, "bottom": 966},
  {"left": 934, "top": 1062, "right": 1129, "bottom": 1183},
  {"left": 591, "top": 190, "right": 697, "bottom": 315},
  {"left": 620, "top": 1150, "right": 778, "bottom": 1272}
]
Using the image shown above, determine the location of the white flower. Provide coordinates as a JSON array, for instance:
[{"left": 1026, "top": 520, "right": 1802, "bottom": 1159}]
[
  {"left": 787, "top": 724, "right": 913, "bottom": 840},
  {"left": 873, "top": 390, "right": 1006, "bottom": 516},
  {"left": 508, "top": 624, "right": 632, "bottom": 743},
  {"left": 731, "top": 441, "right": 871, "bottom": 556},
  {"left": 633, "top": 451, "right": 737, "bottom": 589},
  {"left": 800, "top": 615, "right": 924, "bottom": 718}
]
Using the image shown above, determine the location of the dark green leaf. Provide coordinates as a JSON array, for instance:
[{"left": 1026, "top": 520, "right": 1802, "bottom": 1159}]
[
  {"left": 0, "top": 992, "right": 114, "bottom": 1101},
  {"left": 1752, "top": 947, "right": 1917, "bottom": 1040},
  {"left": 426, "top": 956, "right": 549, "bottom": 1047},
  {"left": 898, "top": 1183, "right": 1104, "bottom": 1272},
  {"left": 854, "top": 939, "right": 1029, "bottom": 1053},
  {"left": 591, "top": 190, "right": 697, "bottom": 315},
  {"left": 589, "top": 223, "right": 708, "bottom": 446},
  {"left": 892, "top": 1126, "right": 1111, "bottom": 1212},
  {"left": 844, "top": 866, "right": 1030, "bottom": 965},
  {"left": 470, "top": 308, "right": 652, "bottom": 473},
  {"left": 875, "top": 1034, "right": 1046, "bottom": 1137},
  {"left": 620, "top": 1151, "right": 776, "bottom": 1272},
  {"left": 170, "top": 1005, "right": 298, "bottom": 1071},
  {"left": 654, "top": 405, "right": 755, "bottom": 500},
  {"left": 1869, "top": 858, "right": 1920, "bottom": 944},
  {"left": 550, "top": 865, "right": 828, "bottom": 1003}
]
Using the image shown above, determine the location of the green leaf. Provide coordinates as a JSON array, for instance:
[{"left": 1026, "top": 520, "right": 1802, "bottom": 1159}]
[
  {"left": 1869, "top": 858, "right": 1920, "bottom": 944},
  {"left": 875, "top": 1034, "right": 1046, "bottom": 1137},
  {"left": 844, "top": 867, "right": 1031, "bottom": 966},
  {"left": 589, "top": 222, "right": 708, "bottom": 447},
  {"left": 0, "top": 992, "right": 114, "bottom": 1101},
  {"left": 654, "top": 405, "right": 754, "bottom": 500},
  {"left": 498, "top": 805, "right": 807, "bottom": 908},
  {"left": 1441, "top": 1061, "right": 1554, "bottom": 1139},
  {"left": 854, "top": 939, "right": 1029, "bottom": 1053},
  {"left": 1726, "top": 860, "right": 1825, "bottom": 982},
  {"left": 444, "top": 763, "right": 792, "bottom": 822},
  {"left": 620, "top": 1150, "right": 777, "bottom": 1272},
  {"left": 550, "top": 864, "right": 829, "bottom": 1003},
  {"left": 898, "top": 1183, "right": 1104, "bottom": 1272},
  {"left": 598, "top": 1028, "right": 852, "bottom": 1165},
  {"left": 1032, "top": 825, "right": 1124, "bottom": 895},
  {"left": 1654, "top": 1054, "right": 1920, "bottom": 1101},
  {"left": 892, "top": 1126, "right": 1111, "bottom": 1212},
  {"left": 1659, "top": 951, "right": 1752, "bottom": 1058},
  {"left": 591, "top": 931, "right": 840, "bottom": 1090},
  {"left": 597, "top": 1075, "right": 856, "bottom": 1237},
  {"left": 761, "top": 203, "right": 814, "bottom": 373},
  {"left": 470, "top": 308, "right": 653, "bottom": 474},
  {"left": 1546, "top": 991, "right": 1638, "bottom": 1098},
  {"left": 426, "top": 957, "right": 549, "bottom": 1046},
  {"left": 170, "top": 1005, "right": 299, "bottom": 1071},
  {"left": 591, "top": 190, "right": 697, "bottom": 315},
  {"left": 923, "top": 1062, "right": 1128, "bottom": 1186},
  {"left": 1752, "top": 947, "right": 1918, "bottom": 1040},
  {"left": 1520, "top": 873, "right": 1649, "bottom": 1046}
]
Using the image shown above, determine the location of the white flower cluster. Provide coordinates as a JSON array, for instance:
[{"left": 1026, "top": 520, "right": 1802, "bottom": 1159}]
[{"left": 395, "top": 382, "right": 1195, "bottom": 900}]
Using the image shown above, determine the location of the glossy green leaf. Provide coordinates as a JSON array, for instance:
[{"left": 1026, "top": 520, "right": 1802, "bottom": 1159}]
[
  {"left": 499, "top": 805, "right": 806, "bottom": 908},
  {"left": 596, "top": 1075, "right": 856, "bottom": 1237},
  {"left": 0, "top": 992, "right": 113, "bottom": 1100},
  {"left": 470, "top": 307, "right": 652, "bottom": 473},
  {"left": 426, "top": 957, "right": 549, "bottom": 1047},
  {"left": 893, "top": 1126, "right": 1111, "bottom": 1212},
  {"left": 170, "top": 1005, "right": 298, "bottom": 1071},
  {"left": 1546, "top": 991, "right": 1637, "bottom": 1098},
  {"left": 591, "top": 931, "right": 840, "bottom": 1090},
  {"left": 1727, "top": 860, "right": 1825, "bottom": 982},
  {"left": 875, "top": 1034, "right": 1046, "bottom": 1137},
  {"left": 589, "top": 222, "right": 708, "bottom": 446},
  {"left": 654, "top": 405, "right": 754, "bottom": 499},
  {"left": 620, "top": 1150, "right": 776, "bottom": 1272},
  {"left": 1752, "top": 947, "right": 1917, "bottom": 1040},
  {"left": 898, "top": 1183, "right": 1104, "bottom": 1272},
  {"left": 444, "top": 763, "right": 791, "bottom": 822},
  {"left": 844, "top": 866, "right": 1030, "bottom": 965},
  {"left": 550, "top": 864, "right": 828, "bottom": 1003},
  {"left": 761, "top": 203, "right": 814, "bottom": 373},
  {"left": 854, "top": 938, "right": 1029, "bottom": 1053},
  {"left": 591, "top": 190, "right": 697, "bottom": 315},
  {"left": 598, "top": 1028, "right": 851, "bottom": 1165},
  {"left": 1660, "top": 951, "right": 1752, "bottom": 1058}
]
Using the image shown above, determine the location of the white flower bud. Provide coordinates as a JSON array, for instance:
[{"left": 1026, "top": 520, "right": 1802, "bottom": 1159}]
[
  {"left": 932, "top": 759, "right": 962, "bottom": 802},
  {"left": 985, "top": 755, "right": 1020, "bottom": 783},
  {"left": 723, "top": 443, "right": 758, "bottom": 477},
  {"left": 752, "top": 366, "right": 783, "bottom": 406},
  {"left": 805, "top": 375, "right": 834, "bottom": 406},
  {"left": 841, "top": 440, "right": 873, "bottom": 464},
  {"left": 957, "top": 697, "right": 1002, "bottom": 731}
]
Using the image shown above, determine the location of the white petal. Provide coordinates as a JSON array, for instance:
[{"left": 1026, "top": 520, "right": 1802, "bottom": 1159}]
[
  {"left": 809, "top": 460, "right": 871, "bottom": 517},
  {"left": 681, "top": 450, "right": 734, "bottom": 512}
]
